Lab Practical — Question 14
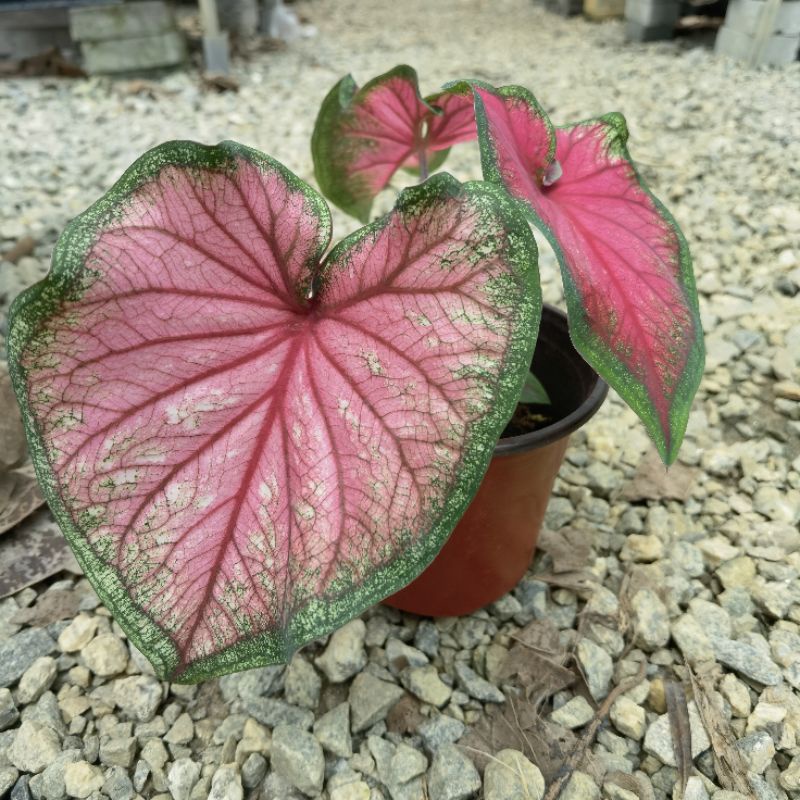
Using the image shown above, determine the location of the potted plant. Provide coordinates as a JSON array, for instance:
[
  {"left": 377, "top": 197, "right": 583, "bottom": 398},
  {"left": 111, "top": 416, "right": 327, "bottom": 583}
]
[{"left": 7, "top": 66, "right": 703, "bottom": 682}]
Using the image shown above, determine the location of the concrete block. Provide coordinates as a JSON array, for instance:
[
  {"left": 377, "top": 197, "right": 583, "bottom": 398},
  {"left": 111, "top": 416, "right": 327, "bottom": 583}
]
[
  {"left": 0, "top": 26, "right": 72, "bottom": 59},
  {"left": 625, "top": 18, "right": 676, "bottom": 39},
  {"left": 81, "top": 31, "right": 187, "bottom": 73},
  {"left": 69, "top": 1, "right": 174, "bottom": 42},
  {"left": 625, "top": 0, "right": 681, "bottom": 27},
  {"left": 585, "top": 0, "right": 626, "bottom": 18},
  {"left": 715, "top": 24, "right": 800, "bottom": 64},
  {"left": 723, "top": 0, "right": 800, "bottom": 36}
]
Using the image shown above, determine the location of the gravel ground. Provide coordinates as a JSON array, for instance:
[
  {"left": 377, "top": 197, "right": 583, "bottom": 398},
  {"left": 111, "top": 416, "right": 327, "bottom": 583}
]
[{"left": 1, "top": 1, "right": 800, "bottom": 799}]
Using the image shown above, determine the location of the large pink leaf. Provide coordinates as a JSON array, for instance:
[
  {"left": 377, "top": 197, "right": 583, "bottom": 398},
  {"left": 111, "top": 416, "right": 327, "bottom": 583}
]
[
  {"left": 8, "top": 141, "right": 539, "bottom": 681},
  {"left": 469, "top": 84, "right": 704, "bottom": 464},
  {"left": 312, "top": 65, "right": 477, "bottom": 222}
]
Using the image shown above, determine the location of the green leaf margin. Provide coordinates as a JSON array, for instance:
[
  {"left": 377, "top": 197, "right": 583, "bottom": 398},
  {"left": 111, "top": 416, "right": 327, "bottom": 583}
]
[
  {"left": 466, "top": 83, "right": 704, "bottom": 465},
  {"left": 8, "top": 141, "right": 541, "bottom": 682},
  {"left": 312, "top": 64, "right": 449, "bottom": 224}
]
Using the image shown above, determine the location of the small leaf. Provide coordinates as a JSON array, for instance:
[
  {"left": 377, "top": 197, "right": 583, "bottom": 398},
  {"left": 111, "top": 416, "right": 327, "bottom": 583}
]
[
  {"left": 665, "top": 680, "right": 694, "bottom": 796},
  {"left": 312, "top": 65, "right": 477, "bottom": 221},
  {"left": 9, "top": 141, "right": 540, "bottom": 681},
  {"left": 519, "top": 369, "right": 551, "bottom": 405},
  {"left": 468, "top": 83, "right": 705, "bottom": 464}
]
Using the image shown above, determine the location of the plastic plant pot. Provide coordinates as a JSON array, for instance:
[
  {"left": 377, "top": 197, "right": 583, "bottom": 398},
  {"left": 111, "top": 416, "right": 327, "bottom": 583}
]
[{"left": 384, "top": 304, "right": 609, "bottom": 617}]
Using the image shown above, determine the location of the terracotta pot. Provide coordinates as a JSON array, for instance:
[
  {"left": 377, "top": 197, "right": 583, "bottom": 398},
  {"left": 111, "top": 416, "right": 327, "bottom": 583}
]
[{"left": 384, "top": 304, "right": 608, "bottom": 617}]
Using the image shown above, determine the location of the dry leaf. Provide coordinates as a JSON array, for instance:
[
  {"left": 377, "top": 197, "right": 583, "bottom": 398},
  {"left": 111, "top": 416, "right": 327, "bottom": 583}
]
[
  {"left": 538, "top": 527, "right": 592, "bottom": 574},
  {"left": 10, "top": 588, "right": 83, "bottom": 626},
  {"left": 0, "top": 465, "right": 45, "bottom": 535},
  {"left": 202, "top": 72, "right": 240, "bottom": 92},
  {"left": 0, "top": 367, "right": 27, "bottom": 469},
  {"left": 605, "top": 771, "right": 656, "bottom": 800},
  {"left": 0, "top": 509, "right": 81, "bottom": 598},
  {"left": 665, "top": 680, "right": 694, "bottom": 796},
  {"left": 2, "top": 236, "right": 36, "bottom": 265},
  {"left": 386, "top": 694, "right": 425, "bottom": 735},
  {"left": 688, "top": 668, "right": 755, "bottom": 798},
  {"left": 619, "top": 450, "right": 698, "bottom": 502}
]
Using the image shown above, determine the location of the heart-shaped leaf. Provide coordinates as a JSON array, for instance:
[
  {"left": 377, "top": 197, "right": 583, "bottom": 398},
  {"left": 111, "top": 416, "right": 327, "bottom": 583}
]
[
  {"left": 312, "top": 65, "right": 477, "bottom": 222},
  {"left": 464, "top": 83, "right": 704, "bottom": 464},
  {"left": 8, "top": 141, "right": 539, "bottom": 681}
]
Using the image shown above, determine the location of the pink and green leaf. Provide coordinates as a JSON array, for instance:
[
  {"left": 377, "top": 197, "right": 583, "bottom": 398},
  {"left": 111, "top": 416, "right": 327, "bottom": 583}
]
[
  {"left": 312, "top": 65, "right": 477, "bottom": 222},
  {"left": 468, "top": 83, "right": 704, "bottom": 464},
  {"left": 8, "top": 141, "right": 539, "bottom": 682}
]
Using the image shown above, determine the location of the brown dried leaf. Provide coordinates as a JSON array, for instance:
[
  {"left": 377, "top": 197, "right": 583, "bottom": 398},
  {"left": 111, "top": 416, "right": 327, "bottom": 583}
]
[
  {"left": 665, "top": 680, "right": 694, "bottom": 796},
  {"left": 386, "top": 694, "right": 425, "bottom": 735},
  {"left": 0, "top": 465, "right": 45, "bottom": 536},
  {"left": 0, "top": 367, "right": 27, "bottom": 470},
  {"left": 605, "top": 771, "right": 656, "bottom": 800},
  {"left": 2, "top": 236, "right": 36, "bottom": 264},
  {"left": 688, "top": 669, "right": 755, "bottom": 798},
  {"left": 620, "top": 450, "right": 698, "bottom": 502},
  {"left": 10, "top": 588, "right": 83, "bottom": 626},
  {"left": 0, "top": 509, "right": 81, "bottom": 598},
  {"left": 202, "top": 72, "right": 240, "bottom": 92},
  {"left": 538, "top": 528, "right": 592, "bottom": 574}
]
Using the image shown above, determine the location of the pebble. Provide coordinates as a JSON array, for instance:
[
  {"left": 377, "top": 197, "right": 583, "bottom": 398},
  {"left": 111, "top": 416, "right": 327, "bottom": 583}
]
[
  {"left": 315, "top": 620, "right": 367, "bottom": 683},
  {"left": 244, "top": 696, "right": 314, "bottom": 730},
  {"left": 413, "top": 621, "right": 440, "bottom": 657},
  {"left": 8, "top": 720, "right": 61, "bottom": 773},
  {"left": 349, "top": 672, "right": 405, "bottom": 732},
  {"left": 313, "top": 702, "right": 352, "bottom": 758},
  {"left": 0, "top": 629, "right": 55, "bottom": 688},
  {"left": 631, "top": 589, "right": 670, "bottom": 651},
  {"left": 112, "top": 675, "right": 163, "bottom": 722},
  {"left": 16, "top": 656, "right": 57, "bottom": 704},
  {"left": 671, "top": 614, "right": 716, "bottom": 665},
  {"left": 417, "top": 713, "right": 466, "bottom": 753},
  {"left": 552, "top": 696, "right": 595, "bottom": 729},
  {"left": 620, "top": 535, "right": 664, "bottom": 563},
  {"left": 57, "top": 616, "right": 98, "bottom": 654},
  {"left": 736, "top": 731, "right": 775, "bottom": 774},
  {"left": 284, "top": 654, "right": 321, "bottom": 709},
  {"left": 643, "top": 701, "right": 711, "bottom": 766},
  {"left": 561, "top": 770, "right": 600, "bottom": 800},
  {"left": 208, "top": 764, "right": 243, "bottom": 800},
  {"left": 712, "top": 639, "right": 783, "bottom": 686},
  {"left": 484, "top": 749, "right": 545, "bottom": 800},
  {"left": 0, "top": 688, "right": 19, "bottom": 730},
  {"left": 330, "top": 781, "right": 371, "bottom": 800},
  {"left": 577, "top": 638, "right": 613, "bottom": 701},
  {"left": 63, "top": 761, "right": 104, "bottom": 799},
  {"left": 610, "top": 696, "right": 646, "bottom": 740},
  {"left": 427, "top": 743, "right": 481, "bottom": 800},
  {"left": 82, "top": 633, "right": 128, "bottom": 676},
  {"left": 400, "top": 665, "right": 452, "bottom": 707},
  {"left": 271, "top": 724, "right": 324, "bottom": 796},
  {"left": 241, "top": 753, "right": 267, "bottom": 789},
  {"left": 167, "top": 758, "right": 201, "bottom": 800},
  {"left": 453, "top": 661, "right": 504, "bottom": 703}
]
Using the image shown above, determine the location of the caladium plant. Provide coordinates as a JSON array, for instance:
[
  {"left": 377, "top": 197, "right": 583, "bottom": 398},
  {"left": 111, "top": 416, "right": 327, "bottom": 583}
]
[
  {"left": 8, "top": 66, "right": 704, "bottom": 682},
  {"left": 312, "top": 67, "right": 705, "bottom": 466},
  {"left": 8, "top": 141, "right": 539, "bottom": 681}
]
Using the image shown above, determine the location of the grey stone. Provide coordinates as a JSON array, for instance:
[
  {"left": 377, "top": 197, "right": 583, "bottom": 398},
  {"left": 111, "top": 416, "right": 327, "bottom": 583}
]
[
  {"left": 164, "top": 712, "right": 194, "bottom": 745},
  {"left": 0, "top": 768, "right": 17, "bottom": 797},
  {"left": 552, "top": 696, "right": 595, "bottom": 729},
  {"left": 9, "top": 720, "right": 61, "bottom": 774},
  {"left": 400, "top": 666, "right": 452, "bottom": 707},
  {"left": 576, "top": 638, "right": 613, "bottom": 701},
  {"left": 413, "top": 621, "right": 440, "bottom": 657},
  {"left": 63, "top": 761, "right": 103, "bottom": 799},
  {"left": 0, "top": 629, "right": 55, "bottom": 688},
  {"left": 271, "top": 724, "right": 324, "bottom": 796},
  {"left": 283, "top": 654, "right": 321, "bottom": 710},
  {"left": 313, "top": 701, "right": 352, "bottom": 757},
  {"left": 22, "top": 690, "right": 66, "bottom": 737},
  {"left": 713, "top": 638, "right": 783, "bottom": 685},
  {"left": 167, "top": 758, "right": 201, "bottom": 800},
  {"left": 644, "top": 701, "right": 711, "bottom": 766},
  {"left": 99, "top": 736, "right": 136, "bottom": 768},
  {"left": 81, "top": 32, "right": 187, "bottom": 74},
  {"left": 315, "top": 620, "right": 367, "bottom": 683},
  {"left": 349, "top": 673, "right": 405, "bottom": 732},
  {"left": 57, "top": 616, "right": 98, "bottom": 654},
  {"left": 11, "top": 774, "right": 32, "bottom": 800},
  {"left": 0, "top": 688, "right": 19, "bottom": 730},
  {"left": 243, "top": 696, "right": 314, "bottom": 730},
  {"left": 113, "top": 675, "right": 162, "bottom": 722},
  {"left": 17, "top": 657, "right": 57, "bottom": 704},
  {"left": 241, "top": 753, "right": 267, "bottom": 789},
  {"left": 38, "top": 749, "right": 80, "bottom": 800},
  {"left": 484, "top": 749, "right": 545, "bottom": 800},
  {"left": 103, "top": 765, "right": 135, "bottom": 800},
  {"left": 736, "top": 731, "right": 775, "bottom": 774},
  {"left": 671, "top": 614, "right": 716, "bottom": 665},
  {"left": 208, "top": 764, "right": 243, "bottom": 800},
  {"left": 631, "top": 589, "right": 670, "bottom": 651},
  {"left": 385, "top": 639, "right": 429, "bottom": 672},
  {"left": 82, "top": 633, "right": 128, "bottom": 676},
  {"left": 69, "top": 1, "right": 177, "bottom": 41},
  {"left": 453, "top": 661, "right": 504, "bottom": 704},
  {"left": 427, "top": 743, "right": 481, "bottom": 800},
  {"left": 561, "top": 770, "right": 600, "bottom": 800},
  {"left": 417, "top": 714, "right": 466, "bottom": 753}
]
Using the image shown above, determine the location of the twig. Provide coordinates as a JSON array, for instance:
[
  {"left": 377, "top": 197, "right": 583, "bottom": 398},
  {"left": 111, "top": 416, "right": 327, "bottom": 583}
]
[
  {"left": 665, "top": 680, "right": 694, "bottom": 797},
  {"left": 542, "top": 659, "right": 647, "bottom": 800}
]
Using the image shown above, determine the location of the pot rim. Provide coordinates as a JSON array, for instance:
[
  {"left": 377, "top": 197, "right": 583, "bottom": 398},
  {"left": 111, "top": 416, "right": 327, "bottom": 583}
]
[{"left": 494, "top": 304, "right": 609, "bottom": 456}]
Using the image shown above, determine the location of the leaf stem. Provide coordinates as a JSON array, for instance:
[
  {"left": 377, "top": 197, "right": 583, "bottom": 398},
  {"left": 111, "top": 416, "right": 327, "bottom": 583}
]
[{"left": 417, "top": 148, "right": 429, "bottom": 182}]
